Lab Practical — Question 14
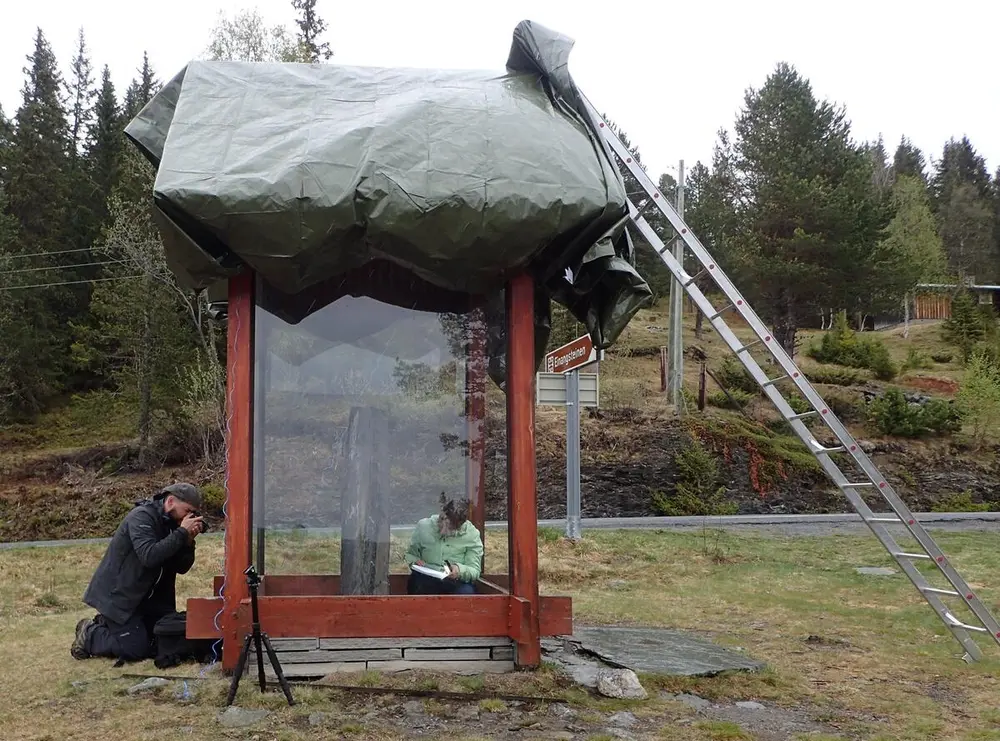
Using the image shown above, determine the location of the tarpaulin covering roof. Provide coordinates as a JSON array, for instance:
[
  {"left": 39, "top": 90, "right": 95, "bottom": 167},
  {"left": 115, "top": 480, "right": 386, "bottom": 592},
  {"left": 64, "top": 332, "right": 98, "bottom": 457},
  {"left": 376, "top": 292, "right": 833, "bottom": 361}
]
[{"left": 125, "top": 20, "right": 652, "bottom": 385}]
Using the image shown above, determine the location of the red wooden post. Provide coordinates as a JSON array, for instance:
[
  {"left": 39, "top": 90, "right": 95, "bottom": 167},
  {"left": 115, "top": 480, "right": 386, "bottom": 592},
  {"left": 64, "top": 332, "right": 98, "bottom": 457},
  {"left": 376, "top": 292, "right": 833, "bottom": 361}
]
[
  {"left": 222, "top": 271, "right": 255, "bottom": 671},
  {"left": 506, "top": 274, "right": 540, "bottom": 667},
  {"left": 466, "top": 309, "right": 488, "bottom": 560}
]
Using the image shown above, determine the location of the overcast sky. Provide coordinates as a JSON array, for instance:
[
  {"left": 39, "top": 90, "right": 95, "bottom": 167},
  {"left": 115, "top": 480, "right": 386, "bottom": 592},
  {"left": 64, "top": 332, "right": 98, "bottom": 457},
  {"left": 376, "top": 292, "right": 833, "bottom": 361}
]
[{"left": 1, "top": 0, "right": 998, "bottom": 181}]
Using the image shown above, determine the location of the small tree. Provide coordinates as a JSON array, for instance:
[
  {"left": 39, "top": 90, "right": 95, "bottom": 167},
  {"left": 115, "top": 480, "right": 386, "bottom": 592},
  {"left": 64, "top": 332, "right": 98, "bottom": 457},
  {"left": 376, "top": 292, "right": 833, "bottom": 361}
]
[
  {"left": 942, "top": 290, "right": 988, "bottom": 360},
  {"left": 956, "top": 351, "right": 1000, "bottom": 449}
]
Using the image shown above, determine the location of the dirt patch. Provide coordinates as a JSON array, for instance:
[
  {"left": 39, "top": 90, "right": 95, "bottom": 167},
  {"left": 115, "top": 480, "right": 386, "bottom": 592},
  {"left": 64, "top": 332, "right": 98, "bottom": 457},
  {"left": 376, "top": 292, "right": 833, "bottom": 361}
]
[{"left": 901, "top": 375, "right": 960, "bottom": 395}]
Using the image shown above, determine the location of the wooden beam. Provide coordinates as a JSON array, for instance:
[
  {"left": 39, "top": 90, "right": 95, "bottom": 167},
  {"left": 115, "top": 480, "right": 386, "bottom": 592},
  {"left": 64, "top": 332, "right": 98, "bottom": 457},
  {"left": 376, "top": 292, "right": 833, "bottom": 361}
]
[
  {"left": 212, "top": 573, "right": 512, "bottom": 597},
  {"left": 187, "top": 594, "right": 571, "bottom": 640},
  {"left": 505, "top": 274, "right": 541, "bottom": 667},
  {"left": 222, "top": 271, "right": 255, "bottom": 671}
]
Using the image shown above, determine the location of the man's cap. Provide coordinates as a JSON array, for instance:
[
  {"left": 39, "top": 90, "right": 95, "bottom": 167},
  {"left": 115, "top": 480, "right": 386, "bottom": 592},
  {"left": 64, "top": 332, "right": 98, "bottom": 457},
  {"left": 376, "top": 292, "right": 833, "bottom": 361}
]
[{"left": 155, "top": 483, "right": 203, "bottom": 510}]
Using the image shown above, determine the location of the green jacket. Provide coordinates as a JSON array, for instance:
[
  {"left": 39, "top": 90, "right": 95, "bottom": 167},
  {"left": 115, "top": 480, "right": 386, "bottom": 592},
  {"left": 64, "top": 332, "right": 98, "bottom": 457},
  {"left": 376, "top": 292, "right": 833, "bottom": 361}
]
[{"left": 404, "top": 515, "right": 484, "bottom": 583}]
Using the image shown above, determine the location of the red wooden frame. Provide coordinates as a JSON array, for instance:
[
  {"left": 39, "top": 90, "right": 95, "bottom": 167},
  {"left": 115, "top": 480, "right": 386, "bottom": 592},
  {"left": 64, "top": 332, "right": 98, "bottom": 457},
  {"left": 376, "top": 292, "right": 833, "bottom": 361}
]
[{"left": 206, "top": 271, "right": 556, "bottom": 671}]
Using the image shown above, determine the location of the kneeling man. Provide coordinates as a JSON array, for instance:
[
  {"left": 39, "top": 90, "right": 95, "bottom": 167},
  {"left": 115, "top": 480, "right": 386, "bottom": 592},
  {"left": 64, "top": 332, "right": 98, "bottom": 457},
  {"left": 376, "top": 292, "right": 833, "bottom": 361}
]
[
  {"left": 405, "top": 495, "right": 483, "bottom": 595},
  {"left": 71, "top": 483, "right": 205, "bottom": 662}
]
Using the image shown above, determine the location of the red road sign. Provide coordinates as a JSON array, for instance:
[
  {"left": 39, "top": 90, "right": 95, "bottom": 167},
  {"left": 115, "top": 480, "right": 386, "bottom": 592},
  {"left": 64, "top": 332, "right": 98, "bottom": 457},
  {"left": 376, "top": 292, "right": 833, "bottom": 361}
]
[{"left": 544, "top": 334, "right": 598, "bottom": 374}]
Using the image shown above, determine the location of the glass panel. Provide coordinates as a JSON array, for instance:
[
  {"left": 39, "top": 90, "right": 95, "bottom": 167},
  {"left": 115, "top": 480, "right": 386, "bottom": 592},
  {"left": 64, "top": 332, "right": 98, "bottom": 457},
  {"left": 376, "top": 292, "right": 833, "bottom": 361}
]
[{"left": 251, "top": 284, "right": 503, "bottom": 591}]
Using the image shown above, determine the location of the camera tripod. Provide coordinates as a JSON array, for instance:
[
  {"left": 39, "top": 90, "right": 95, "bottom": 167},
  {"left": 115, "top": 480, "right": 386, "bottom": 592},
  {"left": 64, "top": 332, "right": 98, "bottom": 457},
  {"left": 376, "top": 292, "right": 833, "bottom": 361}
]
[{"left": 225, "top": 565, "right": 295, "bottom": 706}]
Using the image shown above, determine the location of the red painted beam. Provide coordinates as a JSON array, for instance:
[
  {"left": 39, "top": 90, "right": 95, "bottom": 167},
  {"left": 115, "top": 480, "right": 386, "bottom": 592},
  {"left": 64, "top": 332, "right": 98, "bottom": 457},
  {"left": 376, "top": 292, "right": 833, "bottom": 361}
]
[
  {"left": 505, "top": 274, "right": 540, "bottom": 667},
  {"left": 222, "top": 271, "right": 255, "bottom": 671},
  {"left": 187, "top": 595, "right": 571, "bottom": 640}
]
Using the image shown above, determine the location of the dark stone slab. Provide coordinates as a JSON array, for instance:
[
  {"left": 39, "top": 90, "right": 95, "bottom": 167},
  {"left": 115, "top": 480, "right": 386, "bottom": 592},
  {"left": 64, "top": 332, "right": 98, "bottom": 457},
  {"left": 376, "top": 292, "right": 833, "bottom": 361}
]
[{"left": 568, "top": 626, "right": 766, "bottom": 677}]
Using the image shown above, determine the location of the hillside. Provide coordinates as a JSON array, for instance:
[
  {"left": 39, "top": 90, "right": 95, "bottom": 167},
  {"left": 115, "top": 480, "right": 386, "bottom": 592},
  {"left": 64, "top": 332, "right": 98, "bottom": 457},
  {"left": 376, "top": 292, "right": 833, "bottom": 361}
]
[{"left": 0, "top": 298, "right": 997, "bottom": 542}]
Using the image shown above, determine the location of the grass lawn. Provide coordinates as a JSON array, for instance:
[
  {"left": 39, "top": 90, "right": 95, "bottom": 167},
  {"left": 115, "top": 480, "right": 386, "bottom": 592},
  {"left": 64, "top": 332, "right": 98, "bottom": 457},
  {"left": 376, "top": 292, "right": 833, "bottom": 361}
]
[{"left": 3, "top": 528, "right": 1000, "bottom": 740}]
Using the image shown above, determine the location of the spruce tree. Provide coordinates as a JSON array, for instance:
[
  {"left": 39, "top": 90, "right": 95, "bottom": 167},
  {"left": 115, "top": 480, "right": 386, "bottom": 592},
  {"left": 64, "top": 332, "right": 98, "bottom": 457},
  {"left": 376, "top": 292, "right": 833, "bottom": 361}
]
[
  {"left": 3, "top": 28, "right": 75, "bottom": 408},
  {"left": 85, "top": 65, "right": 122, "bottom": 227},
  {"left": 291, "top": 0, "right": 333, "bottom": 61},
  {"left": 122, "top": 52, "right": 158, "bottom": 121},
  {"left": 893, "top": 137, "right": 927, "bottom": 183},
  {"left": 66, "top": 28, "right": 95, "bottom": 163}
]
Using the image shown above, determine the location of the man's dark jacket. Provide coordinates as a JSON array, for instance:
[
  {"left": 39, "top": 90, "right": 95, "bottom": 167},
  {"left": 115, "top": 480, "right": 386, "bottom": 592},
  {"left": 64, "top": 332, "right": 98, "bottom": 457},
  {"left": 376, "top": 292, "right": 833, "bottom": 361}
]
[{"left": 83, "top": 498, "right": 195, "bottom": 625}]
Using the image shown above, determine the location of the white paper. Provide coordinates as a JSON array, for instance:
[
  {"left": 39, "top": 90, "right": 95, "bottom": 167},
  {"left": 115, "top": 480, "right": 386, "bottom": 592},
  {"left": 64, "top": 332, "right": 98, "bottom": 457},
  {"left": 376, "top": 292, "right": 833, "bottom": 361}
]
[{"left": 410, "top": 564, "right": 449, "bottom": 580}]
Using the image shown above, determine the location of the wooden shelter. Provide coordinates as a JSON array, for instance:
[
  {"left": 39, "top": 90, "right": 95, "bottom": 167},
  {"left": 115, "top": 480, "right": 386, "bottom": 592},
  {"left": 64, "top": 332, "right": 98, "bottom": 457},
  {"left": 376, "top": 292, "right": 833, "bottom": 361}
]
[{"left": 185, "top": 272, "right": 572, "bottom": 672}]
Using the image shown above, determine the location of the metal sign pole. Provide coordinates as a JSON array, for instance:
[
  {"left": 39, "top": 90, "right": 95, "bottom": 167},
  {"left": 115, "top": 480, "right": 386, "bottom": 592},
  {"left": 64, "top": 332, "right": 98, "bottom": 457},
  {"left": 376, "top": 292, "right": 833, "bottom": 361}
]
[{"left": 566, "top": 369, "right": 582, "bottom": 540}]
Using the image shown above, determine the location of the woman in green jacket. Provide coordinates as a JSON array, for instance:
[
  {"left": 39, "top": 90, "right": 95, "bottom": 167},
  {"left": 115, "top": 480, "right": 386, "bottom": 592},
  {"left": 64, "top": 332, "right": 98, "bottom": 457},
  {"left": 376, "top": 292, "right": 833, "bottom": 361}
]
[{"left": 405, "top": 495, "right": 483, "bottom": 595}]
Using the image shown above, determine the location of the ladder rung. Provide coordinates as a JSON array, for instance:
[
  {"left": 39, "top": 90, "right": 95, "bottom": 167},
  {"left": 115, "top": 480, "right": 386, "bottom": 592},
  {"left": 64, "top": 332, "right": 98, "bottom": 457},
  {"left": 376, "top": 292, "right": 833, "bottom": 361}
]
[
  {"left": 735, "top": 339, "right": 762, "bottom": 354},
  {"left": 923, "top": 587, "right": 960, "bottom": 597},
  {"left": 839, "top": 482, "right": 875, "bottom": 489},
  {"left": 682, "top": 267, "right": 706, "bottom": 287},
  {"left": 893, "top": 552, "right": 932, "bottom": 560},
  {"left": 788, "top": 410, "right": 818, "bottom": 420},
  {"left": 867, "top": 517, "right": 901, "bottom": 523},
  {"left": 762, "top": 375, "right": 789, "bottom": 387},
  {"left": 809, "top": 439, "right": 846, "bottom": 454},
  {"left": 944, "top": 614, "right": 988, "bottom": 633},
  {"left": 708, "top": 303, "right": 734, "bottom": 320}
]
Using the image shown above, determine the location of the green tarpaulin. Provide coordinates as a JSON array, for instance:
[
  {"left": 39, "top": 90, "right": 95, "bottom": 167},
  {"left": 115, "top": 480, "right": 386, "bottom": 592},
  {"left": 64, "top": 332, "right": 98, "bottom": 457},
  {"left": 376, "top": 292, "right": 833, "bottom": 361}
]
[{"left": 125, "top": 20, "right": 652, "bottom": 385}]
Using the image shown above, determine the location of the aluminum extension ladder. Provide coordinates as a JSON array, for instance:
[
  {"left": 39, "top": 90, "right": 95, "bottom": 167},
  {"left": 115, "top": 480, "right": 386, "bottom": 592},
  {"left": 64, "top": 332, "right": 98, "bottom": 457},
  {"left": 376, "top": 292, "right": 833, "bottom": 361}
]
[{"left": 581, "top": 96, "right": 1000, "bottom": 662}]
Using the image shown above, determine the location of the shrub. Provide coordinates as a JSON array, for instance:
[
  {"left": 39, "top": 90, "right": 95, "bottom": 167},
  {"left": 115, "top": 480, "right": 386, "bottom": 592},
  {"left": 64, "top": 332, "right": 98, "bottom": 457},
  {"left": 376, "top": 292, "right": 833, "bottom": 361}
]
[
  {"left": 201, "top": 483, "right": 226, "bottom": 513},
  {"left": 931, "top": 490, "right": 997, "bottom": 513},
  {"left": 707, "top": 387, "right": 755, "bottom": 410},
  {"left": 804, "top": 366, "right": 864, "bottom": 386},
  {"left": 866, "top": 388, "right": 962, "bottom": 438},
  {"left": 807, "top": 311, "right": 897, "bottom": 380},
  {"left": 901, "top": 348, "right": 933, "bottom": 372},
  {"left": 955, "top": 351, "right": 1000, "bottom": 449},
  {"left": 651, "top": 443, "right": 737, "bottom": 517},
  {"left": 714, "top": 355, "right": 760, "bottom": 396},
  {"left": 931, "top": 352, "right": 954, "bottom": 364}
]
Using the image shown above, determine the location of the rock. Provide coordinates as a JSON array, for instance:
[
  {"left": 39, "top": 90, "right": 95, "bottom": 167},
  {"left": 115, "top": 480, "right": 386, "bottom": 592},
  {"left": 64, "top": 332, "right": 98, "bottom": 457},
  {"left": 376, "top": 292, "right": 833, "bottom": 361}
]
[
  {"left": 604, "top": 729, "right": 636, "bottom": 741},
  {"left": 596, "top": 668, "right": 647, "bottom": 700},
  {"left": 609, "top": 711, "right": 637, "bottom": 728},
  {"left": 173, "top": 681, "right": 195, "bottom": 702},
  {"left": 856, "top": 566, "right": 897, "bottom": 576},
  {"left": 308, "top": 712, "right": 327, "bottom": 726},
  {"left": 858, "top": 440, "right": 877, "bottom": 454},
  {"left": 217, "top": 707, "right": 270, "bottom": 728},
  {"left": 456, "top": 705, "right": 480, "bottom": 721},
  {"left": 548, "top": 703, "right": 575, "bottom": 719},
  {"left": 735, "top": 701, "right": 766, "bottom": 710},
  {"left": 402, "top": 700, "right": 425, "bottom": 716},
  {"left": 607, "top": 579, "right": 630, "bottom": 591},
  {"left": 126, "top": 677, "right": 169, "bottom": 695},
  {"left": 666, "top": 692, "right": 712, "bottom": 710},
  {"left": 177, "top": 727, "right": 194, "bottom": 735},
  {"left": 70, "top": 681, "right": 87, "bottom": 689}
]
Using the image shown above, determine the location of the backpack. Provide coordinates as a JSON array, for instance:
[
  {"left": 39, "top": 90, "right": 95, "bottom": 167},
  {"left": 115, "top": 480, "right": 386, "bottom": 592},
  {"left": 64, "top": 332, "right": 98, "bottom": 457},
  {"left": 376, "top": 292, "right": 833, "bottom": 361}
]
[{"left": 152, "top": 611, "right": 219, "bottom": 669}]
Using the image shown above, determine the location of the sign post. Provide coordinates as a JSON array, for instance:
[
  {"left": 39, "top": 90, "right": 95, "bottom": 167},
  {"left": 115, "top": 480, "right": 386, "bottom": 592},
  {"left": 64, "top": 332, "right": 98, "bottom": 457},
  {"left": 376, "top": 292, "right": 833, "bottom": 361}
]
[{"left": 542, "top": 334, "right": 600, "bottom": 541}]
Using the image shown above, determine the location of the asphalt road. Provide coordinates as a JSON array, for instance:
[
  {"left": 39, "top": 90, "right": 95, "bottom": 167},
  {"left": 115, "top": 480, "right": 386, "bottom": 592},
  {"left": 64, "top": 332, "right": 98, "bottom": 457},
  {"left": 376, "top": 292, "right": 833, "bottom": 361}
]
[{"left": 0, "top": 512, "right": 996, "bottom": 550}]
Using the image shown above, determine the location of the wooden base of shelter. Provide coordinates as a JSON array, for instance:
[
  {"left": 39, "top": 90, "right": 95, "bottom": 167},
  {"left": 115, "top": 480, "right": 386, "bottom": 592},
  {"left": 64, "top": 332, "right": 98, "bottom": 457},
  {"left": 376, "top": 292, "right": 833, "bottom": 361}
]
[{"left": 189, "top": 272, "right": 568, "bottom": 672}]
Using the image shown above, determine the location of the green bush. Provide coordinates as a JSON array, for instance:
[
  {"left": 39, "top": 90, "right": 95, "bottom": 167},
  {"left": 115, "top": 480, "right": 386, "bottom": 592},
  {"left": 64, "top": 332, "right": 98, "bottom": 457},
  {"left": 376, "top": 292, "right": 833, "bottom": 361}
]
[
  {"left": 201, "top": 483, "right": 226, "bottom": 513},
  {"left": 714, "top": 355, "right": 760, "bottom": 396},
  {"left": 955, "top": 351, "right": 1000, "bottom": 449},
  {"left": 804, "top": 366, "right": 864, "bottom": 386},
  {"left": 807, "top": 312, "right": 897, "bottom": 380},
  {"left": 866, "top": 388, "right": 962, "bottom": 438},
  {"left": 651, "top": 444, "right": 736, "bottom": 517},
  {"left": 901, "top": 348, "right": 933, "bottom": 372},
  {"left": 930, "top": 490, "right": 997, "bottom": 513},
  {"left": 706, "top": 388, "right": 755, "bottom": 410}
]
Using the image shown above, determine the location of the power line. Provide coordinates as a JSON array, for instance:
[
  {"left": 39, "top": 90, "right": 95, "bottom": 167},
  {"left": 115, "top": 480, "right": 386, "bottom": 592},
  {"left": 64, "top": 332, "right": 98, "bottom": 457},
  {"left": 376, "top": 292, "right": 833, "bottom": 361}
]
[
  {"left": 0, "top": 247, "right": 95, "bottom": 261},
  {"left": 0, "top": 259, "right": 125, "bottom": 276},
  {"left": 0, "top": 275, "right": 145, "bottom": 292}
]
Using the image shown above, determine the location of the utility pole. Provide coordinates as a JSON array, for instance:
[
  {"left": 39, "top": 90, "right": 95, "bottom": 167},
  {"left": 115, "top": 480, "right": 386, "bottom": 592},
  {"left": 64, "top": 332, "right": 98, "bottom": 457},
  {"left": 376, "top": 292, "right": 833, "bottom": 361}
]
[{"left": 667, "top": 159, "right": 685, "bottom": 412}]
